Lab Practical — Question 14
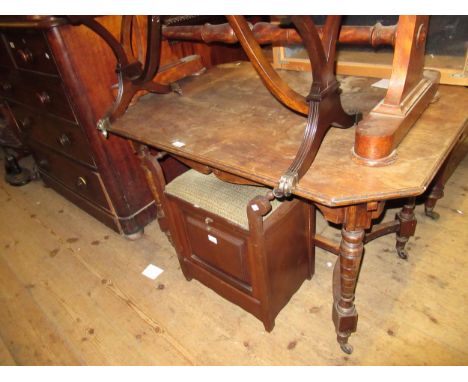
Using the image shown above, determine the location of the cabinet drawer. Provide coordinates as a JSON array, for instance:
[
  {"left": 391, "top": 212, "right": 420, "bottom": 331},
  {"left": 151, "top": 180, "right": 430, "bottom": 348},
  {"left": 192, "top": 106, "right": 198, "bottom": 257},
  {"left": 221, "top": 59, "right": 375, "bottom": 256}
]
[
  {"left": 32, "top": 143, "right": 110, "bottom": 209},
  {"left": 181, "top": 205, "right": 251, "bottom": 286},
  {"left": 3, "top": 30, "right": 58, "bottom": 75},
  {"left": 8, "top": 101, "right": 94, "bottom": 167},
  {"left": 1, "top": 71, "right": 75, "bottom": 121}
]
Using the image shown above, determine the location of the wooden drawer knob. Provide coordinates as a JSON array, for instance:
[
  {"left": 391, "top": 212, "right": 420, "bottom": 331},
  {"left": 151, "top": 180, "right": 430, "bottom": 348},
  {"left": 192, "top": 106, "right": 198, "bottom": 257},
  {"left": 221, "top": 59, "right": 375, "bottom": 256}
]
[
  {"left": 16, "top": 48, "right": 34, "bottom": 64},
  {"left": 58, "top": 133, "right": 71, "bottom": 147},
  {"left": 76, "top": 176, "right": 87, "bottom": 189},
  {"left": 36, "top": 91, "right": 51, "bottom": 105}
]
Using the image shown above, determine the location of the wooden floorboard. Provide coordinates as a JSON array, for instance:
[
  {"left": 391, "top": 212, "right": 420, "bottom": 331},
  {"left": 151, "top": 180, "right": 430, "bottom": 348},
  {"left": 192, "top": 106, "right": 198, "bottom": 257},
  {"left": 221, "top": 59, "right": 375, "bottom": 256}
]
[
  {"left": 0, "top": 255, "right": 82, "bottom": 365},
  {"left": 0, "top": 328, "right": 17, "bottom": 365},
  {"left": 0, "top": 153, "right": 467, "bottom": 365}
]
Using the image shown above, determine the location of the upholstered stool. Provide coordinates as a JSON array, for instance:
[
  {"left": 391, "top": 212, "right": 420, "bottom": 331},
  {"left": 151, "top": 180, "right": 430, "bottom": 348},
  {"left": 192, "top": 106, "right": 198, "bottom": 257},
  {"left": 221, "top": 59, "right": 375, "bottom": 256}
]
[{"left": 164, "top": 170, "right": 315, "bottom": 331}]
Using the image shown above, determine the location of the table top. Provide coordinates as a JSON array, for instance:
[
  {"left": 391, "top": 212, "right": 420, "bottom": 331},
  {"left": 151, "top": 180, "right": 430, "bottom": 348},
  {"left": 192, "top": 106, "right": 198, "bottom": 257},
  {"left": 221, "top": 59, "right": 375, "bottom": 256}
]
[{"left": 109, "top": 62, "right": 468, "bottom": 207}]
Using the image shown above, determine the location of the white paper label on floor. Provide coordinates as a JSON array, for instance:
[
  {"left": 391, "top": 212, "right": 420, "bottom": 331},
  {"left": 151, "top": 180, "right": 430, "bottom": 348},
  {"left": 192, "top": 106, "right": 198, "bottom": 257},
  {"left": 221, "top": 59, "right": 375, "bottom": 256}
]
[
  {"left": 172, "top": 140, "right": 186, "bottom": 148},
  {"left": 208, "top": 234, "right": 218, "bottom": 244},
  {"left": 142, "top": 264, "right": 164, "bottom": 280},
  {"left": 371, "top": 79, "right": 390, "bottom": 89}
]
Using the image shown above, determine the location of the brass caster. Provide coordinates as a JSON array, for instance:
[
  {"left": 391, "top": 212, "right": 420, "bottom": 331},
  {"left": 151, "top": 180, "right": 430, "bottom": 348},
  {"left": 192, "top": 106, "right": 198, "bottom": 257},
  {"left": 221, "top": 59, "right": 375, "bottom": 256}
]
[
  {"left": 340, "top": 343, "right": 353, "bottom": 354},
  {"left": 425, "top": 209, "right": 440, "bottom": 221},
  {"left": 396, "top": 247, "right": 408, "bottom": 260}
]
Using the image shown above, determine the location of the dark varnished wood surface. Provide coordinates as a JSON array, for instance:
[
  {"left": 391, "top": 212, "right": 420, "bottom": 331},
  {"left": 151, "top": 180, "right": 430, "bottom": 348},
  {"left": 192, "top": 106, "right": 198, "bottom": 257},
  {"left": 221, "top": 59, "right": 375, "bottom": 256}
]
[
  {"left": 0, "top": 16, "right": 163, "bottom": 235},
  {"left": 110, "top": 62, "right": 468, "bottom": 206},
  {"left": 162, "top": 21, "right": 396, "bottom": 47}
]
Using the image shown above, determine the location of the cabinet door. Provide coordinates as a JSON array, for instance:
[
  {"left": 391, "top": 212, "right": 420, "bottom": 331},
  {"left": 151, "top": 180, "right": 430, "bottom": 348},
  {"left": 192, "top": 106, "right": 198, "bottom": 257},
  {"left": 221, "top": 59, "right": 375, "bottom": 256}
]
[{"left": 179, "top": 203, "right": 252, "bottom": 287}]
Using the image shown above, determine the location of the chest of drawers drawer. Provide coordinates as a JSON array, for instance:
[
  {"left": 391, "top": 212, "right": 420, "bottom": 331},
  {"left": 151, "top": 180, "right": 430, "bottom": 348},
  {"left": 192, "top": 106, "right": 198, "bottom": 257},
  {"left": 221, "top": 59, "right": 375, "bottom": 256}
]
[
  {"left": 32, "top": 143, "right": 110, "bottom": 210},
  {"left": 2, "top": 29, "right": 58, "bottom": 75},
  {"left": 0, "top": 70, "right": 76, "bottom": 121},
  {"left": 8, "top": 101, "right": 95, "bottom": 167}
]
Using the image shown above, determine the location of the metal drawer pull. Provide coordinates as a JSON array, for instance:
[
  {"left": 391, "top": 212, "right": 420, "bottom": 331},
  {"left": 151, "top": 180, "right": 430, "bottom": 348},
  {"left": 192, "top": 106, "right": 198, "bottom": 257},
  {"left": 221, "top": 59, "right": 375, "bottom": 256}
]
[
  {"left": 36, "top": 91, "right": 51, "bottom": 105},
  {"left": 76, "top": 176, "right": 87, "bottom": 188},
  {"left": 204, "top": 217, "right": 213, "bottom": 225},
  {"left": 58, "top": 133, "right": 71, "bottom": 147},
  {"left": 16, "top": 48, "right": 33, "bottom": 64}
]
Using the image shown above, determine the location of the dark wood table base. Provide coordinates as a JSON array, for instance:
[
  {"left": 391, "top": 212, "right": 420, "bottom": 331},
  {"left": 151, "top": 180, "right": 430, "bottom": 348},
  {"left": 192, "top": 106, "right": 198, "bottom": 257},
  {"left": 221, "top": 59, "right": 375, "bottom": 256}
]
[
  {"left": 317, "top": 200, "right": 416, "bottom": 354},
  {"left": 136, "top": 140, "right": 465, "bottom": 354},
  {"left": 317, "top": 136, "right": 466, "bottom": 353}
]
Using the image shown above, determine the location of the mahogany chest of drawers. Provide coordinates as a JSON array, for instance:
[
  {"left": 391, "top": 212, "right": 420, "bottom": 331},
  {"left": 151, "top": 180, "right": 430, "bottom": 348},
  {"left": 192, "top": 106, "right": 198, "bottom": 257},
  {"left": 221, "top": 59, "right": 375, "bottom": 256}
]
[{"left": 0, "top": 17, "right": 158, "bottom": 236}]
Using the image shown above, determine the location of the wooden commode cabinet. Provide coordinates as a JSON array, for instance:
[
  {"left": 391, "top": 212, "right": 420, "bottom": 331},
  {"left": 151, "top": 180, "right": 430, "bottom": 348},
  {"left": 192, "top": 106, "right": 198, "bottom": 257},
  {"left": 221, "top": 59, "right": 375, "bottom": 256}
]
[{"left": 164, "top": 170, "right": 315, "bottom": 331}]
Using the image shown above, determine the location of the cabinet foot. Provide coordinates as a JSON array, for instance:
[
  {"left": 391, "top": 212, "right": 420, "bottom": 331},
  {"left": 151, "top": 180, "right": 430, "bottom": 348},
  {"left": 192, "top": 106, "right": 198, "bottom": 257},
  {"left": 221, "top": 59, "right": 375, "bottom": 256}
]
[
  {"left": 262, "top": 318, "right": 275, "bottom": 333},
  {"left": 124, "top": 228, "right": 144, "bottom": 241}
]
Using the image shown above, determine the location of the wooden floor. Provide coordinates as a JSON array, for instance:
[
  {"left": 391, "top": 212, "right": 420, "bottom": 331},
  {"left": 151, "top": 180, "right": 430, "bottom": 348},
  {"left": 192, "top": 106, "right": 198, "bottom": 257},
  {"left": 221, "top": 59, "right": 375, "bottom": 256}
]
[{"left": 0, "top": 154, "right": 467, "bottom": 366}]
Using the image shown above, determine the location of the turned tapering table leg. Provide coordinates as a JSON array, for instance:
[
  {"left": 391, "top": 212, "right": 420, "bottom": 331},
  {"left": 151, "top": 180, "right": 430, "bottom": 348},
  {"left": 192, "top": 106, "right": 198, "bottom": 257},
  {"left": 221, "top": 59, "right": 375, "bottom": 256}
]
[
  {"left": 319, "top": 202, "right": 384, "bottom": 353},
  {"left": 329, "top": 203, "right": 376, "bottom": 354},
  {"left": 395, "top": 197, "right": 417, "bottom": 259},
  {"left": 424, "top": 133, "right": 467, "bottom": 220},
  {"left": 425, "top": 160, "right": 448, "bottom": 220},
  {"left": 333, "top": 227, "right": 365, "bottom": 354},
  {"left": 425, "top": 183, "right": 444, "bottom": 220}
]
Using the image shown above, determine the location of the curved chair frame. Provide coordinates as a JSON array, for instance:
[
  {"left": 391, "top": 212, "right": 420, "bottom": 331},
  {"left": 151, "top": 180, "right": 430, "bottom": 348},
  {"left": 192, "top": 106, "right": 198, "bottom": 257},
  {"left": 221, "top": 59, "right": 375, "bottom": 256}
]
[{"left": 226, "top": 16, "right": 356, "bottom": 197}]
